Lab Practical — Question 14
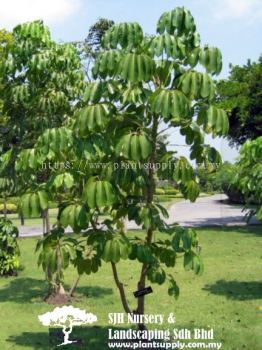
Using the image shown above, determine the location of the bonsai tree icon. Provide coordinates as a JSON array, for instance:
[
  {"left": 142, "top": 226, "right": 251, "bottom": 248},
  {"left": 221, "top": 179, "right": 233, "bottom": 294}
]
[{"left": 38, "top": 305, "right": 97, "bottom": 346}]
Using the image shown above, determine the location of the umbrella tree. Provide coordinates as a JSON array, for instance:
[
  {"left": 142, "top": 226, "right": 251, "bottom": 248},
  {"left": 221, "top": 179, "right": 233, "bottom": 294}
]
[{"left": 18, "top": 7, "right": 228, "bottom": 326}]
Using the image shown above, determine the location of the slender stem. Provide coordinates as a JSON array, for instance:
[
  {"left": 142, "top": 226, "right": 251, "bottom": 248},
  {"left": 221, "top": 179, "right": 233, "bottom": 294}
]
[
  {"left": 55, "top": 240, "right": 63, "bottom": 294},
  {"left": 69, "top": 275, "right": 81, "bottom": 297},
  {"left": 42, "top": 210, "right": 46, "bottom": 235},
  {"left": 157, "top": 126, "right": 170, "bottom": 136},
  {"left": 92, "top": 218, "right": 132, "bottom": 314},
  {"left": 111, "top": 262, "right": 132, "bottom": 314},
  {"left": 46, "top": 209, "right": 50, "bottom": 233},
  {"left": 3, "top": 194, "right": 7, "bottom": 219},
  {"left": 136, "top": 114, "right": 159, "bottom": 317}
]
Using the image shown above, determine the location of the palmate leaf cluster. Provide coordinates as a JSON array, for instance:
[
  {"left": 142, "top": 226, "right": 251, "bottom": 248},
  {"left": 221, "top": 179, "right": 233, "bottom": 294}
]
[{"left": 15, "top": 8, "right": 228, "bottom": 298}]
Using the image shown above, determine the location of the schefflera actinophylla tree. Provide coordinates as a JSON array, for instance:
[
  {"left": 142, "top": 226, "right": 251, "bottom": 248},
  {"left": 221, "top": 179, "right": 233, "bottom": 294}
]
[{"left": 22, "top": 7, "right": 228, "bottom": 328}]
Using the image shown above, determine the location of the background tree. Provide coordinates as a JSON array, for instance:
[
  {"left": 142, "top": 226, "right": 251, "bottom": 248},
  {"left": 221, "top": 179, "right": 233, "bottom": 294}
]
[
  {"left": 19, "top": 7, "right": 228, "bottom": 327},
  {"left": 0, "top": 20, "right": 85, "bottom": 231},
  {"left": 214, "top": 162, "right": 244, "bottom": 203},
  {"left": 0, "top": 29, "right": 13, "bottom": 142},
  {"left": 73, "top": 18, "right": 114, "bottom": 80},
  {"left": 236, "top": 136, "right": 262, "bottom": 220},
  {"left": 217, "top": 56, "right": 262, "bottom": 147}
]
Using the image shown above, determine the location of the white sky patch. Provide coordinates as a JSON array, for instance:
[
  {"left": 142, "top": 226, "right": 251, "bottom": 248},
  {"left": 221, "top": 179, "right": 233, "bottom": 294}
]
[
  {"left": 0, "top": 0, "right": 82, "bottom": 29},
  {"left": 214, "top": 0, "right": 262, "bottom": 20}
]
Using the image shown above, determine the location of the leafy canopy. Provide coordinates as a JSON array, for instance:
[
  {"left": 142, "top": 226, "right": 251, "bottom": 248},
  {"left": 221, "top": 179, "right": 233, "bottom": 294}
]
[
  {"left": 0, "top": 20, "right": 85, "bottom": 202},
  {"left": 236, "top": 137, "right": 262, "bottom": 220},
  {"left": 17, "top": 7, "right": 228, "bottom": 309},
  {"left": 217, "top": 56, "right": 262, "bottom": 147}
]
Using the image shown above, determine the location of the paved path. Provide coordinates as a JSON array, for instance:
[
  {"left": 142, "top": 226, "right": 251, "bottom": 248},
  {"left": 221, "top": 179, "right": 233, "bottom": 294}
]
[
  {"left": 19, "top": 194, "right": 259, "bottom": 237},
  {"left": 165, "top": 193, "right": 258, "bottom": 227},
  {"left": 125, "top": 194, "right": 258, "bottom": 230}
]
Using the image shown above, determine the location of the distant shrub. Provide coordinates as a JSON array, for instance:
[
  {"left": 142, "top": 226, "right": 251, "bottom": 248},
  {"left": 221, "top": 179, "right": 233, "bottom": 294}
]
[
  {"left": 164, "top": 189, "right": 178, "bottom": 195},
  {"left": 0, "top": 197, "right": 19, "bottom": 205},
  {"left": 215, "top": 163, "right": 245, "bottom": 204},
  {"left": 0, "top": 203, "right": 17, "bottom": 214},
  {"left": 0, "top": 218, "right": 20, "bottom": 276},
  {"left": 155, "top": 188, "right": 165, "bottom": 195}
]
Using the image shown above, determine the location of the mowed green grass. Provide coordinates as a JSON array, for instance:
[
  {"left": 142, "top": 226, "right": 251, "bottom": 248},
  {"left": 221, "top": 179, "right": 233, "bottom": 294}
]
[{"left": 0, "top": 226, "right": 261, "bottom": 349}]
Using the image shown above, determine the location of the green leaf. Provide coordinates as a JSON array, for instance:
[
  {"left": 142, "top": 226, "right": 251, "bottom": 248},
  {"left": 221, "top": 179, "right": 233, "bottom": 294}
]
[
  {"left": 15, "top": 149, "right": 40, "bottom": 171},
  {"left": 168, "top": 278, "right": 180, "bottom": 299},
  {"left": 14, "top": 20, "right": 51, "bottom": 42},
  {"left": 158, "top": 248, "right": 176, "bottom": 267},
  {"left": 20, "top": 191, "right": 49, "bottom": 218},
  {"left": 37, "top": 191, "right": 49, "bottom": 210},
  {"left": 102, "top": 235, "right": 131, "bottom": 263},
  {"left": 150, "top": 33, "right": 185, "bottom": 59},
  {"left": 75, "top": 103, "right": 113, "bottom": 135},
  {"left": 197, "top": 106, "right": 229, "bottom": 136},
  {"left": 37, "top": 127, "right": 73, "bottom": 158},
  {"left": 122, "top": 84, "right": 148, "bottom": 105},
  {"left": 150, "top": 89, "right": 190, "bottom": 121},
  {"left": 92, "top": 50, "right": 122, "bottom": 79},
  {"left": 83, "top": 82, "right": 104, "bottom": 103},
  {"left": 102, "top": 22, "right": 144, "bottom": 49},
  {"left": 51, "top": 172, "right": 74, "bottom": 189},
  {"left": 116, "top": 132, "right": 152, "bottom": 161},
  {"left": 59, "top": 203, "right": 89, "bottom": 231},
  {"left": 173, "top": 157, "right": 194, "bottom": 183},
  {"left": 184, "top": 251, "right": 194, "bottom": 270},
  {"left": 119, "top": 53, "right": 155, "bottom": 82},
  {"left": 178, "top": 71, "right": 216, "bottom": 100},
  {"left": 199, "top": 46, "right": 222, "bottom": 75},
  {"left": 84, "top": 178, "right": 116, "bottom": 209},
  {"left": 147, "top": 266, "right": 166, "bottom": 285},
  {"left": 157, "top": 7, "right": 196, "bottom": 36},
  {"left": 186, "top": 47, "right": 200, "bottom": 68},
  {"left": 184, "top": 180, "right": 200, "bottom": 202}
]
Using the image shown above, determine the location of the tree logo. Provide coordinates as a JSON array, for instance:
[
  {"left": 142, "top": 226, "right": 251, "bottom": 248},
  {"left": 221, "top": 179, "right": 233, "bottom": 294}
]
[{"left": 38, "top": 305, "right": 97, "bottom": 347}]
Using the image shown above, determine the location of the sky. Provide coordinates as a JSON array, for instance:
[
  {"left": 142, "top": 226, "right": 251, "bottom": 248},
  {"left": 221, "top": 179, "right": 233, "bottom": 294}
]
[{"left": 1, "top": 0, "right": 261, "bottom": 162}]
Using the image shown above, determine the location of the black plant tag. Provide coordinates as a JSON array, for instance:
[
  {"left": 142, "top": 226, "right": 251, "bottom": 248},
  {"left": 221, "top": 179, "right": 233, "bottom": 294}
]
[{"left": 133, "top": 286, "right": 153, "bottom": 298}]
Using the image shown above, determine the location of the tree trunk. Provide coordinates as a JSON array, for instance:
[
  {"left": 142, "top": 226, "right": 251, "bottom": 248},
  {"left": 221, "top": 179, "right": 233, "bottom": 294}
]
[
  {"left": 136, "top": 115, "right": 159, "bottom": 329},
  {"left": 20, "top": 213, "right": 25, "bottom": 226},
  {"left": 53, "top": 241, "right": 67, "bottom": 297},
  {"left": 42, "top": 209, "right": 50, "bottom": 235},
  {"left": 69, "top": 275, "right": 81, "bottom": 297},
  {"left": 3, "top": 195, "right": 7, "bottom": 220},
  {"left": 42, "top": 210, "right": 46, "bottom": 234},
  {"left": 111, "top": 262, "right": 132, "bottom": 314},
  {"left": 46, "top": 209, "right": 50, "bottom": 233},
  {"left": 57, "top": 283, "right": 66, "bottom": 295},
  {"left": 107, "top": 115, "right": 159, "bottom": 332}
]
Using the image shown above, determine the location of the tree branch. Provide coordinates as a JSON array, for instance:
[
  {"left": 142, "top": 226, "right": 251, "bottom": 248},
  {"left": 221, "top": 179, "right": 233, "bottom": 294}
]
[
  {"left": 69, "top": 275, "right": 81, "bottom": 297},
  {"left": 157, "top": 126, "right": 170, "bottom": 136},
  {"left": 111, "top": 262, "right": 132, "bottom": 314}
]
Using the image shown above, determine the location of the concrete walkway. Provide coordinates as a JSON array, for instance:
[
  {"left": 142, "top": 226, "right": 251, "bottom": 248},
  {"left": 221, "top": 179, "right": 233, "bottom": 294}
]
[
  {"left": 165, "top": 193, "right": 258, "bottom": 227},
  {"left": 18, "top": 194, "right": 259, "bottom": 237},
  {"left": 125, "top": 194, "right": 258, "bottom": 229}
]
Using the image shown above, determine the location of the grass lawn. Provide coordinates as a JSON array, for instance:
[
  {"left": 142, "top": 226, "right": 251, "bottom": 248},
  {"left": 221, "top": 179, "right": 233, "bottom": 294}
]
[{"left": 0, "top": 226, "right": 261, "bottom": 349}]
